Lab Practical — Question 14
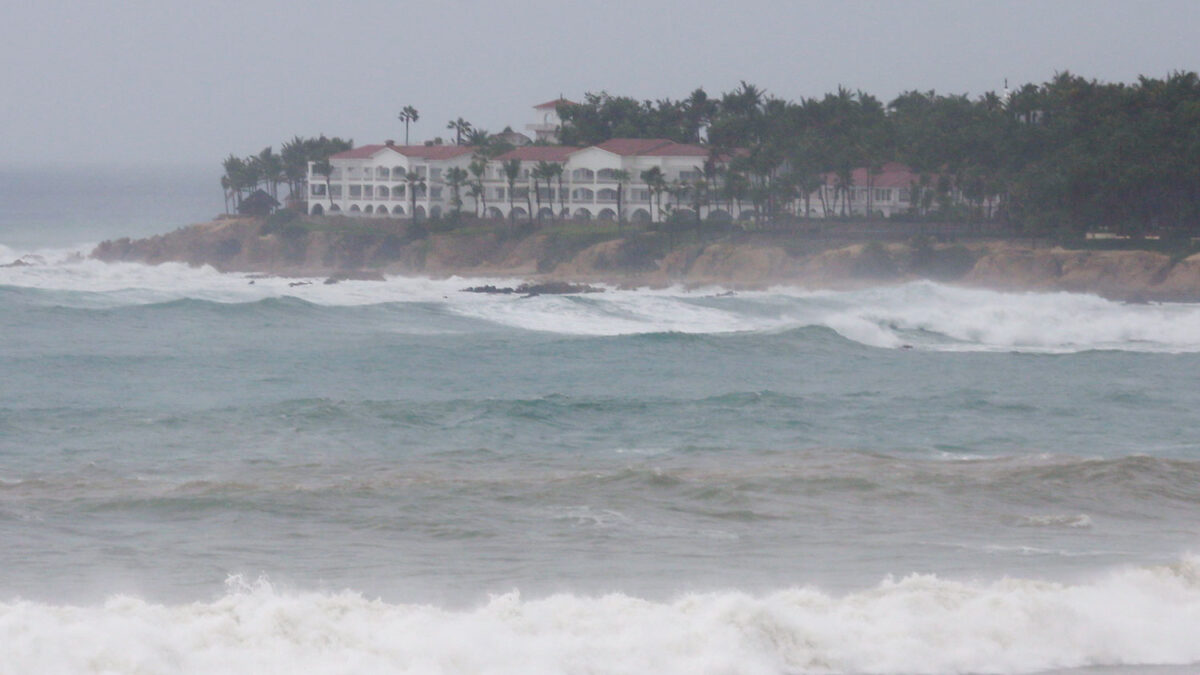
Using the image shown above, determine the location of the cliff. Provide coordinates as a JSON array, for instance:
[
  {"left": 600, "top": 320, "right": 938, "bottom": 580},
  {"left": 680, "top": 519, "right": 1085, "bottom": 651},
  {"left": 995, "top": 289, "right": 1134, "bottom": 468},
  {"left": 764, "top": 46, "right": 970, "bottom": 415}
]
[{"left": 88, "top": 218, "right": 1200, "bottom": 301}]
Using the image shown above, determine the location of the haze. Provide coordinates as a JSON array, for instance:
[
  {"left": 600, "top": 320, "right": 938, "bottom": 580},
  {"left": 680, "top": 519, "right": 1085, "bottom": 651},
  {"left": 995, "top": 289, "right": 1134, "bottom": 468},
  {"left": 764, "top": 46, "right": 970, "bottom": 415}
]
[{"left": 2, "top": 0, "right": 1196, "bottom": 168}]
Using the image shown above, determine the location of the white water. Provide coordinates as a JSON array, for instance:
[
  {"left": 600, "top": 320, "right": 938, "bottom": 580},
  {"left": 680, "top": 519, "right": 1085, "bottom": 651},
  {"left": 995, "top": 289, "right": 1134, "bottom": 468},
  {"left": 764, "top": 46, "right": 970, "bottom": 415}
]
[
  {"left": 6, "top": 560, "right": 1200, "bottom": 675},
  {"left": 4, "top": 254, "right": 1200, "bottom": 353}
]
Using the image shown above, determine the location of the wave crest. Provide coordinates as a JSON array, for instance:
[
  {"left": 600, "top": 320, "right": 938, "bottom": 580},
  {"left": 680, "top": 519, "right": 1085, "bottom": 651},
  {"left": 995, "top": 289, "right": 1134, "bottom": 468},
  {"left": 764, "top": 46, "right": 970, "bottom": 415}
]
[
  {"left": 5, "top": 256, "right": 1200, "bottom": 352},
  {"left": 6, "top": 562, "right": 1200, "bottom": 674}
]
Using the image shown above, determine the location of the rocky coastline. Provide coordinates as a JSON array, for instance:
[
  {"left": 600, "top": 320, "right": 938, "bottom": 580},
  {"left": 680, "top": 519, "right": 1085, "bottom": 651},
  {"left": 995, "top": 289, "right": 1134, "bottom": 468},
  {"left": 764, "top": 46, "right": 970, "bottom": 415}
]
[{"left": 86, "top": 217, "right": 1200, "bottom": 302}]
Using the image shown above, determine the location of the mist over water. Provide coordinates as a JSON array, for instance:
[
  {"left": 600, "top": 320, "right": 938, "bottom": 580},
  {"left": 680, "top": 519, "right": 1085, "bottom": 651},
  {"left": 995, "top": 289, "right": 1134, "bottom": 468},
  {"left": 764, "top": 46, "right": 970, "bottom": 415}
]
[
  {"left": 0, "top": 165, "right": 216, "bottom": 250},
  {"left": 3, "top": 173, "right": 1200, "bottom": 673}
]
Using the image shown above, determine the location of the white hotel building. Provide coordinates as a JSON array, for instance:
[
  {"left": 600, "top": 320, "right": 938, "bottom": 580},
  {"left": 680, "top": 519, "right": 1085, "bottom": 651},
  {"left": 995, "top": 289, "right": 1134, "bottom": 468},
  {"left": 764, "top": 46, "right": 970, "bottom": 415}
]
[
  {"left": 305, "top": 101, "right": 928, "bottom": 221},
  {"left": 306, "top": 137, "right": 720, "bottom": 223}
]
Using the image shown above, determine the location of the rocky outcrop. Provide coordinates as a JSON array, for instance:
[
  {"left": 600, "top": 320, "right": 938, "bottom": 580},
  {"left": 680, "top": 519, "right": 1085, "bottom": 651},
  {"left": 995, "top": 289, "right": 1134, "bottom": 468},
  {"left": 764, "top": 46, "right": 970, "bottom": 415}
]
[
  {"left": 88, "top": 218, "right": 1200, "bottom": 301},
  {"left": 962, "top": 246, "right": 1200, "bottom": 301}
]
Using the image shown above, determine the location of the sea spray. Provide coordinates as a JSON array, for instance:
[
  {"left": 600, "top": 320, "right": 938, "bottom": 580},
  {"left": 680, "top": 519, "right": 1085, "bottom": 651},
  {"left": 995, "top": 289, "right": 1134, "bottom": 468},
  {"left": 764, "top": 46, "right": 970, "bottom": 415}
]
[
  {"left": 6, "top": 564, "right": 1200, "bottom": 674},
  {"left": 4, "top": 255, "right": 1200, "bottom": 352}
]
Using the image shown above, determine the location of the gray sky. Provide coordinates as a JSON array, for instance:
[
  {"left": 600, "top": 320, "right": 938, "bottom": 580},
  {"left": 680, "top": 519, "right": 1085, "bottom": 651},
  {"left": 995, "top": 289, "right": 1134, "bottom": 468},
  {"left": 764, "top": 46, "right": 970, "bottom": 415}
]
[{"left": 2, "top": 0, "right": 1196, "bottom": 167}]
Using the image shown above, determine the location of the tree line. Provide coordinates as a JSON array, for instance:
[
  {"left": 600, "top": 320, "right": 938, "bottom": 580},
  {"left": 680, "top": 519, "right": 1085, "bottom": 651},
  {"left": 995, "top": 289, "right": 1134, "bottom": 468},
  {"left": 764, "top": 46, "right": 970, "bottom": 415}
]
[
  {"left": 555, "top": 72, "right": 1200, "bottom": 236},
  {"left": 221, "top": 135, "right": 352, "bottom": 213}
]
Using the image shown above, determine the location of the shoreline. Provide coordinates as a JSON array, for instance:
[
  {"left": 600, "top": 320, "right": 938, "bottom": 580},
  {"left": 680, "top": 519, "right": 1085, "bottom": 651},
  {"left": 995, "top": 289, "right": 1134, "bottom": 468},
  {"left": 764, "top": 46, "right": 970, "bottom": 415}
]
[{"left": 82, "top": 217, "right": 1200, "bottom": 303}]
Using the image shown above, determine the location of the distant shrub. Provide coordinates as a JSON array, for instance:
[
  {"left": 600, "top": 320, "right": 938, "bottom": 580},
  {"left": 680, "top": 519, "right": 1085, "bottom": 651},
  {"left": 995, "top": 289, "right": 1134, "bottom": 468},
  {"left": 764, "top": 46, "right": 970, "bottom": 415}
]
[
  {"left": 854, "top": 240, "right": 898, "bottom": 278},
  {"left": 259, "top": 209, "right": 300, "bottom": 235},
  {"left": 372, "top": 233, "right": 407, "bottom": 263},
  {"left": 611, "top": 233, "right": 669, "bottom": 272},
  {"left": 279, "top": 223, "right": 309, "bottom": 241},
  {"left": 536, "top": 231, "right": 611, "bottom": 273},
  {"left": 404, "top": 222, "right": 430, "bottom": 243},
  {"left": 213, "top": 237, "right": 242, "bottom": 261},
  {"left": 907, "top": 235, "right": 977, "bottom": 280}
]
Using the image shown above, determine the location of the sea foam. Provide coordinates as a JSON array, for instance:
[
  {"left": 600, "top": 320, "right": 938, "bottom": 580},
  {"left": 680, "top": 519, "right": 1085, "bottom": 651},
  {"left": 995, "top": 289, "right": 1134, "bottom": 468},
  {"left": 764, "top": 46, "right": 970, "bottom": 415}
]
[
  {"left": 4, "top": 255, "right": 1200, "bottom": 352},
  {"left": 6, "top": 561, "right": 1200, "bottom": 674}
]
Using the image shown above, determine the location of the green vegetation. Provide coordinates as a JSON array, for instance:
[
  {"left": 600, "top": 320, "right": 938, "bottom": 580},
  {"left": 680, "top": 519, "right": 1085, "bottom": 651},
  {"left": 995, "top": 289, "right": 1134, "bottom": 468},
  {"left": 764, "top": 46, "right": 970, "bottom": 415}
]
[
  {"left": 397, "top": 106, "right": 419, "bottom": 145},
  {"left": 221, "top": 71, "right": 1199, "bottom": 260},
  {"left": 222, "top": 135, "right": 352, "bottom": 213},
  {"left": 556, "top": 73, "right": 1200, "bottom": 238}
]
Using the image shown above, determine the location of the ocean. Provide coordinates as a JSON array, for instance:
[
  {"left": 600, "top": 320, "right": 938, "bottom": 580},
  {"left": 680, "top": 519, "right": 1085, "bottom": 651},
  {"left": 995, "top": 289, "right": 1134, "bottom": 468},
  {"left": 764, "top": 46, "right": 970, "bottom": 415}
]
[{"left": 3, "top": 167, "right": 1200, "bottom": 674}]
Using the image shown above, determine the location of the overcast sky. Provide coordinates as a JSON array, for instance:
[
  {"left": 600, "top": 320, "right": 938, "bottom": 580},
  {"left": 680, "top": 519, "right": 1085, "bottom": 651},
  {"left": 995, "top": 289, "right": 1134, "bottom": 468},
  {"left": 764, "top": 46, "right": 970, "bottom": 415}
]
[{"left": 2, "top": 0, "right": 1196, "bottom": 168}]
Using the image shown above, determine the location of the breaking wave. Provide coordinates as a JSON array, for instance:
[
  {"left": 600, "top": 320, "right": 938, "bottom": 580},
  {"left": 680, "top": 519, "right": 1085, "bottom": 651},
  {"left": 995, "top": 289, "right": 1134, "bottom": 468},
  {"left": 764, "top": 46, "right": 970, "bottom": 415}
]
[
  {"left": 7, "top": 561, "right": 1200, "bottom": 674},
  {"left": 4, "top": 255, "right": 1200, "bottom": 352}
]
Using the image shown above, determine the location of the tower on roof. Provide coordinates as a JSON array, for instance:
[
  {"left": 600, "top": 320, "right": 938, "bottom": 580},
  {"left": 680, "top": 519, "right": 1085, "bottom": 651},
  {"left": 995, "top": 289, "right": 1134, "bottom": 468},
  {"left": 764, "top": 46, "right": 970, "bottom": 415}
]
[{"left": 527, "top": 98, "right": 578, "bottom": 143}]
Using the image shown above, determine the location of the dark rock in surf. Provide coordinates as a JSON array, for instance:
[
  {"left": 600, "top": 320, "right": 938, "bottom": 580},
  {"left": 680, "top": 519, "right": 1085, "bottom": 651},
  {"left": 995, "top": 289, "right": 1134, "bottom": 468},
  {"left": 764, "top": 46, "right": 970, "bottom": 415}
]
[{"left": 462, "top": 282, "right": 604, "bottom": 297}]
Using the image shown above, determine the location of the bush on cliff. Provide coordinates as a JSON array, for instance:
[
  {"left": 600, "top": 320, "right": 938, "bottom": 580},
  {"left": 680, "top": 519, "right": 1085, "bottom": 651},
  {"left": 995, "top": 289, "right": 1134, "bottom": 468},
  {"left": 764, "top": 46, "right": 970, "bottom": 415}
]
[
  {"left": 536, "top": 231, "right": 613, "bottom": 273},
  {"left": 609, "top": 233, "right": 669, "bottom": 272},
  {"left": 259, "top": 209, "right": 300, "bottom": 236},
  {"left": 853, "top": 241, "right": 898, "bottom": 279},
  {"left": 908, "top": 235, "right": 978, "bottom": 280},
  {"left": 213, "top": 237, "right": 242, "bottom": 262}
]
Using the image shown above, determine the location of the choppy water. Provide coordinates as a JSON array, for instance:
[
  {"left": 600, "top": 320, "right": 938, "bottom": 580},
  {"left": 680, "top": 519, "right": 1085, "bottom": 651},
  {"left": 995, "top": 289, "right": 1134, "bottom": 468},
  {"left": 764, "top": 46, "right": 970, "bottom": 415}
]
[{"left": 3, "top": 181, "right": 1200, "bottom": 673}]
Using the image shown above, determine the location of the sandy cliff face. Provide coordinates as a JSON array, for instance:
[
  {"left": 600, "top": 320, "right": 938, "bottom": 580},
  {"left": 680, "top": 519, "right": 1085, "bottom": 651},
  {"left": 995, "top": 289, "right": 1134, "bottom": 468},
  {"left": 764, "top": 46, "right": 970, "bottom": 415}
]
[
  {"left": 87, "top": 219, "right": 1200, "bottom": 301},
  {"left": 963, "top": 247, "right": 1200, "bottom": 300}
]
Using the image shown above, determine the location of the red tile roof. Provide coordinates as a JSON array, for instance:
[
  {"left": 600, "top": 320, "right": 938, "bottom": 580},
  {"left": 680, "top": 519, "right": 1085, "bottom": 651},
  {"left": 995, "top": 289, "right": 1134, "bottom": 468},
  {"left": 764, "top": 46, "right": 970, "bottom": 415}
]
[
  {"left": 331, "top": 145, "right": 393, "bottom": 159},
  {"left": 823, "top": 162, "right": 920, "bottom": 189},
  {"left": 493, "top": 146, "right": 580, "bottom": 162},
  {"left": 330, "top": 144, "right": 475, "bottom": 161},
  {"left": 533, "top": 98, "right": 579, "bottom": 110},
  {"left": 641, "top": 142, "right": 710, "bottom": 157},
  {"left": 591, "top": 138, "right": 715, "bottom": 158},
  {"left": 403, "top": 145, "right": 476, "bottom": 160},
  {"left": 593, "top": 138, "right": 673, "bottom": 156}
]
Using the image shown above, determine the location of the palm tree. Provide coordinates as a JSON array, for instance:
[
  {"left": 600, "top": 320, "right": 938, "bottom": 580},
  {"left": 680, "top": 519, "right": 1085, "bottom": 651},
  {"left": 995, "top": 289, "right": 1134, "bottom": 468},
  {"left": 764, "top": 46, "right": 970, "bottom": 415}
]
[
  {"left": 689, "top": 175, "right": 709, "bottom": 236},
  {"left": 406, "top": 170, "right": 426, "bottom": 222},
  {"left": 530, "top": 163, "right": 546, "bottom": 221},
  {"left": 220, "top": 175, "right": 232, "bottom": 214},
  {"left": 721, "top": 169, "right": 749, "bottom": 218},
  {"left": 534, "top": 161, "right": 561, "bottom": 222},
  {"left": 502, "top": 159, "right": 521, "bottom": 228},
  {"left": 445, "top": 167, "right": 468, "bottom": 220},
  {"left": 640, "top": 166, "right": 667, "bottom": 222},
  {"left": 523, "top": 173, "right": 535, "bottom": 225},
  {"left": 684, "top": 87, "right": 716, "bottom": 143},
  {"left": 398, "top": 106, "right": 419, "bottom": 144},
  {"left": 313, "top": 158, "right": 334, "bottom": 207},
  {"left": 612, "top": 169, "right": 631, "bottom": 230},
  {"left": 447, "top": 118, "right": 473, "bottom": 145},
  {"left": 464, "top": 128, "right": 492, "bottom": 148},
  {"left": 468, "top": 158, "right": 488, "bottom": 217},
  {"left": 666, "top": 180, "right": 687, "bottom": 214},
  {"left": 280, "top": 136, "right": 310, "bottom": 204},
  {"left": 467, "top": 181, "right": 483, "bottom": 218},
  {"left": 254, "top": 146, "right": 283, "bottom": 200},
  {"left": 221, "top": 154, "right": 247, "bottom": 208},
  {"left": 548, "top": 163, "right": 566, "bottom": 219}
]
